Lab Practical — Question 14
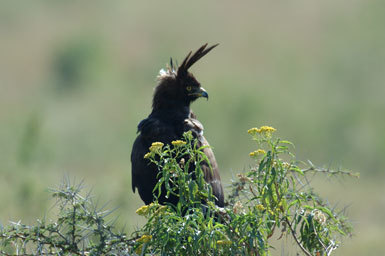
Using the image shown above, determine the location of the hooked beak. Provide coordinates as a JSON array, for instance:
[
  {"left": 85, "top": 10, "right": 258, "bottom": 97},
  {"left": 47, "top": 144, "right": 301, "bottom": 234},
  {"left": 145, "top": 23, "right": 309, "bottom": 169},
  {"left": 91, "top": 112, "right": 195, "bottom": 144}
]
[
  {"left": 199, "top": 87, "right": 209, "bottom": 100},
  {"left": 188, "top": 87, "right": 209, "bottom": 100}
]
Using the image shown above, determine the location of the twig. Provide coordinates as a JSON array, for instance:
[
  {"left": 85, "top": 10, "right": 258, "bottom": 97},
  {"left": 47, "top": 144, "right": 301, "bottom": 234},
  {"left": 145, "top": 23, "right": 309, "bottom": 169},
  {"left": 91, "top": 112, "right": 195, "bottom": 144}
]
[
  {"left": 301, "top": 166, "right": 359, "bottom": 178},
  {"left": 284, "top": 217, "right": 312, "bottom": 256}
]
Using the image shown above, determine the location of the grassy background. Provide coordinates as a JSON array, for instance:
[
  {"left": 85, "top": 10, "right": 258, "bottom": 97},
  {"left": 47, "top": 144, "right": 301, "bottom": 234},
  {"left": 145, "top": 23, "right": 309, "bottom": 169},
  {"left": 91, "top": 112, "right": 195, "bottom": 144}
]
[{"left": 1, "top": 1, "right": 384, "bottom": 254}]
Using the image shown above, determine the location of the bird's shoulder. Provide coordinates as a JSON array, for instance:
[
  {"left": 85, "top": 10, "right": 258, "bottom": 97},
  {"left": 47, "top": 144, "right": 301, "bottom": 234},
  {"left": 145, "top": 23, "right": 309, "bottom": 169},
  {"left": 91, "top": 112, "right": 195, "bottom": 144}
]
[
  {"left": 184, "top": 112, "right": 204, "bottom": 137},
  {"left": 137, "top": 116, "right": 171, "bottom": 138}
]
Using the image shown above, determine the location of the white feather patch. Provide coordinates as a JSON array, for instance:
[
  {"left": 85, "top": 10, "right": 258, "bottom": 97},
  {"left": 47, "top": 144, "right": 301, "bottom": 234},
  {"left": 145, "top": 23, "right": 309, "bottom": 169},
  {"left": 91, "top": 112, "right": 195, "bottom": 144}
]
[{"left": 157, "top": 67, "right": 176, "bottom": 81}]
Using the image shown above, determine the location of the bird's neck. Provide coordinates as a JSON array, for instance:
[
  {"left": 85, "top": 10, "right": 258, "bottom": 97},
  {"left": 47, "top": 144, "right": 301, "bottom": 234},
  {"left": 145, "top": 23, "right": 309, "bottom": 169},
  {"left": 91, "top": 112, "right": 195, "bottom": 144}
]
[{"left": 150, "top": 105, "right": 190, "bottom": 121}]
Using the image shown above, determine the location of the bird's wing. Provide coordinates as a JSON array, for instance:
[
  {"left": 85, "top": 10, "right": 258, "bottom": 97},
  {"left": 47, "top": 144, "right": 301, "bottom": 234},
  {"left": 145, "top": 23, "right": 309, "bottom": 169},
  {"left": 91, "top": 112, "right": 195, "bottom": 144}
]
[
  {"left": 184, "top": 116, "right": 224, "bottom": 207},
  {"left": 131, "top": 117, "right": 180, "bottom": 205}
]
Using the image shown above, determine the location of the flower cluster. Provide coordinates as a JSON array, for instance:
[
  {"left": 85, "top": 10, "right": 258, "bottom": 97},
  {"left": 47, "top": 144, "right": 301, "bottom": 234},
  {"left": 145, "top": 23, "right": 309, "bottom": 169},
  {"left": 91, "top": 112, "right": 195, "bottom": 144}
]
[
  {"left": 136, "top": 204, "right": 152, "bottom": 216},
  {"left": 248, "top": 126, "right": 276, "bottom": 138},
  {"left": 249, "top": 149, "right": 266, "bottom": 158},
  {"left": 256, "top": 204, "right": 266, "bottom": 211},
  {"left": 143, "top": 142, "right": 165, "bottom": 159},
  {"left": 259, "top": 126, "right": 276, "bottom": 133},
  {"left": 143, "top": 152, "right": 152, "bottom": 159},
  {"left": 171, "top": 140, "right": 187, "bottom": 147},
  {"left": 137, "top": 234, "right": 152, "bottom": 243},
  {"left": 149, "top": 142, "right": 164, "bottom": 152},
  {"left": 247, "top": 127, "right": 260, "bottom": 135},
  {"left": 135, "top": 235, "right": 153, "bottom": 254}
]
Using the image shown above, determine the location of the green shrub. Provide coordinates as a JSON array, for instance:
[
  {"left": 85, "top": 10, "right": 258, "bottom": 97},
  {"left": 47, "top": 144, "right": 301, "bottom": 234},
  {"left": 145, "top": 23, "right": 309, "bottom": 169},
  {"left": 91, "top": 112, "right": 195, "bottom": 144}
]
[{"left": 0, "top": 127, "right": 357, "bottom": 255}]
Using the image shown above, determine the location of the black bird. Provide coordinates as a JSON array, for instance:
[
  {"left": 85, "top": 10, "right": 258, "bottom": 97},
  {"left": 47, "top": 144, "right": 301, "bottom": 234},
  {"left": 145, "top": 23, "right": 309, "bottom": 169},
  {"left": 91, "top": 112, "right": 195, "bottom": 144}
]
[{"left": 131, "top": 44, "right": 224, "bottom": 207}]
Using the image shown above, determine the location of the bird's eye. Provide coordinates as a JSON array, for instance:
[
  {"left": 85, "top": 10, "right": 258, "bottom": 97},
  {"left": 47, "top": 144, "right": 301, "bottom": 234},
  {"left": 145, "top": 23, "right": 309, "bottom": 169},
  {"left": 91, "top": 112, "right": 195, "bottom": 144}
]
[{"left": 186, "top": 86, "right": 192, "bottom": 91}]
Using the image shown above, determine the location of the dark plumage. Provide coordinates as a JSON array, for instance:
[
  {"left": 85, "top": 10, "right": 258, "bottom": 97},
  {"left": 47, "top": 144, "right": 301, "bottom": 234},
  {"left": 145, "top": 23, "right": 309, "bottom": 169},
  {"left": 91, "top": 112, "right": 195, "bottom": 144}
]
[{"left": 131, "top": 44, "right": 224, "bottom": 207}]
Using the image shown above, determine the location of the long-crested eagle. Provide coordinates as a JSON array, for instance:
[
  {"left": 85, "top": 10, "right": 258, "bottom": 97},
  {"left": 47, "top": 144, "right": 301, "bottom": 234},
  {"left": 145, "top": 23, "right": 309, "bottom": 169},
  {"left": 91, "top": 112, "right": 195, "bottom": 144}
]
[{"left": 131, "top": 44, "right": 224, "bottom": 207}]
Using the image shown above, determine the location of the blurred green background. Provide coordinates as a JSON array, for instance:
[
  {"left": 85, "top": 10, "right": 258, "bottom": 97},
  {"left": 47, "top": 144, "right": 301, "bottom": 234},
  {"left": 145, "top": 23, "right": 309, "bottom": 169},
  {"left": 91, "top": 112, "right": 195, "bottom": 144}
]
[{"left": 1, "top": 1, "right": 384, "bottom": 254}]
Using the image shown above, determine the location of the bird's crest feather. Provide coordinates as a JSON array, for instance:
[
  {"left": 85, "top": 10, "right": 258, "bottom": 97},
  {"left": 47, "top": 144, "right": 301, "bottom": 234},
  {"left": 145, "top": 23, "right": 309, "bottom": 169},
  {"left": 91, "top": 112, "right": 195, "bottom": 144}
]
[
  {"left": 157, "top": 43, "right": 219, "bottom": 81},
  {"left": 177, "top": 43, "right": 219, "bottom": 78}
]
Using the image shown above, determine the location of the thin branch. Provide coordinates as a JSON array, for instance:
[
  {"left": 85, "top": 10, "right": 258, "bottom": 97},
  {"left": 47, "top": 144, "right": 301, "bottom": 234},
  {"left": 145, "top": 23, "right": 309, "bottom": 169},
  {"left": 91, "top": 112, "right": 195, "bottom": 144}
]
[
  {"left": 301, "top": 166, "right": 359, "bottom": 178},
  {"left": 284, "top": 217, "right": 312, "bottom": 256}
]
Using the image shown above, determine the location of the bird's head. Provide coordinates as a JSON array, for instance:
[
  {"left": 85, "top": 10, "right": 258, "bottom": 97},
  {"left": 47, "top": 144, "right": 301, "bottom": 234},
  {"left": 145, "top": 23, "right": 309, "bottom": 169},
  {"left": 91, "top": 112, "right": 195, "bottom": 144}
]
[{"left": 152, "top": 43, "right": 218, "bottom": 110}]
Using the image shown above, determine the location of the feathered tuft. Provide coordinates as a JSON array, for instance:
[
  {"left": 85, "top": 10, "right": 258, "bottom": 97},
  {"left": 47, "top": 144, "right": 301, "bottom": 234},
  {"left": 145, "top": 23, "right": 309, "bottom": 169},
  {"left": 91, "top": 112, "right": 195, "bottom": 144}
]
[
  {"left": 156, "top": 57, "right": 178, "bottom": 81},
  {"left": 177, "top": 43, "right": 219, "bottom": 78},
  {"left": 157, "top": 68, "right": 175, "bottom": 81},
  {"left": 157, "top": 43, "right": 218, "bottom": 81}
]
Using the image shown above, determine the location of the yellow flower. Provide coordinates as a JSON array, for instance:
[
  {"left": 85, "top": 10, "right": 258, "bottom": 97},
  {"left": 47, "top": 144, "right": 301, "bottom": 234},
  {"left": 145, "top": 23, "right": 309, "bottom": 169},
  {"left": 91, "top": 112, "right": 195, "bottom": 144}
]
[
  {"left": 143, "top": 152, "right": 152, "bottom": 159},
  {"left": 256, "top": 149, "right": 266, "bottom": 154},
  {"left": 259, "top": 126, "right": 276, "bottom": 138},
  {"left": 256, "top": 204, "right": 266, "bottom": 211},
  {"left": 136, "top": 205, "right": 150, "bottom": 216},
  {"left": 249, "top": 149, "right": 266, "bottom": 158},
  {"left": 149, "top": 142, "right": 164, "bottom": 152},
  {"left": 137, "top": 234, "right": 152, "bottom": 243},
  {"left": 248, "top": 126, "right": 276, "bottom": 138},
  {"left": 259, "top": 126, "right": 276, "bottom": 133},
  {"left": 247, "top": 127, "right": 260, "bottom": 135},
  {"left": 217, "top": 240, "right": 232, "bottom": 246},
  {"left": 171, "top": 140, "right": 187, "bottom": 147}
]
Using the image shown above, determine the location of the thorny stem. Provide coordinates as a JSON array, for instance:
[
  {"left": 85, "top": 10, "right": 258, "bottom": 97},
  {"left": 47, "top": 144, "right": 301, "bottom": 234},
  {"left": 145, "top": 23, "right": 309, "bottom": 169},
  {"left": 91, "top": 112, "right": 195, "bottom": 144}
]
[
  {"left": 1, "top": 231, "right": 139, "bottom": 256},
  {"left": 302, "top": 166, "right": 358, "bottom": 177},
  {"left": 71, "top": 202, "right": 76, "bottom": 249}
]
